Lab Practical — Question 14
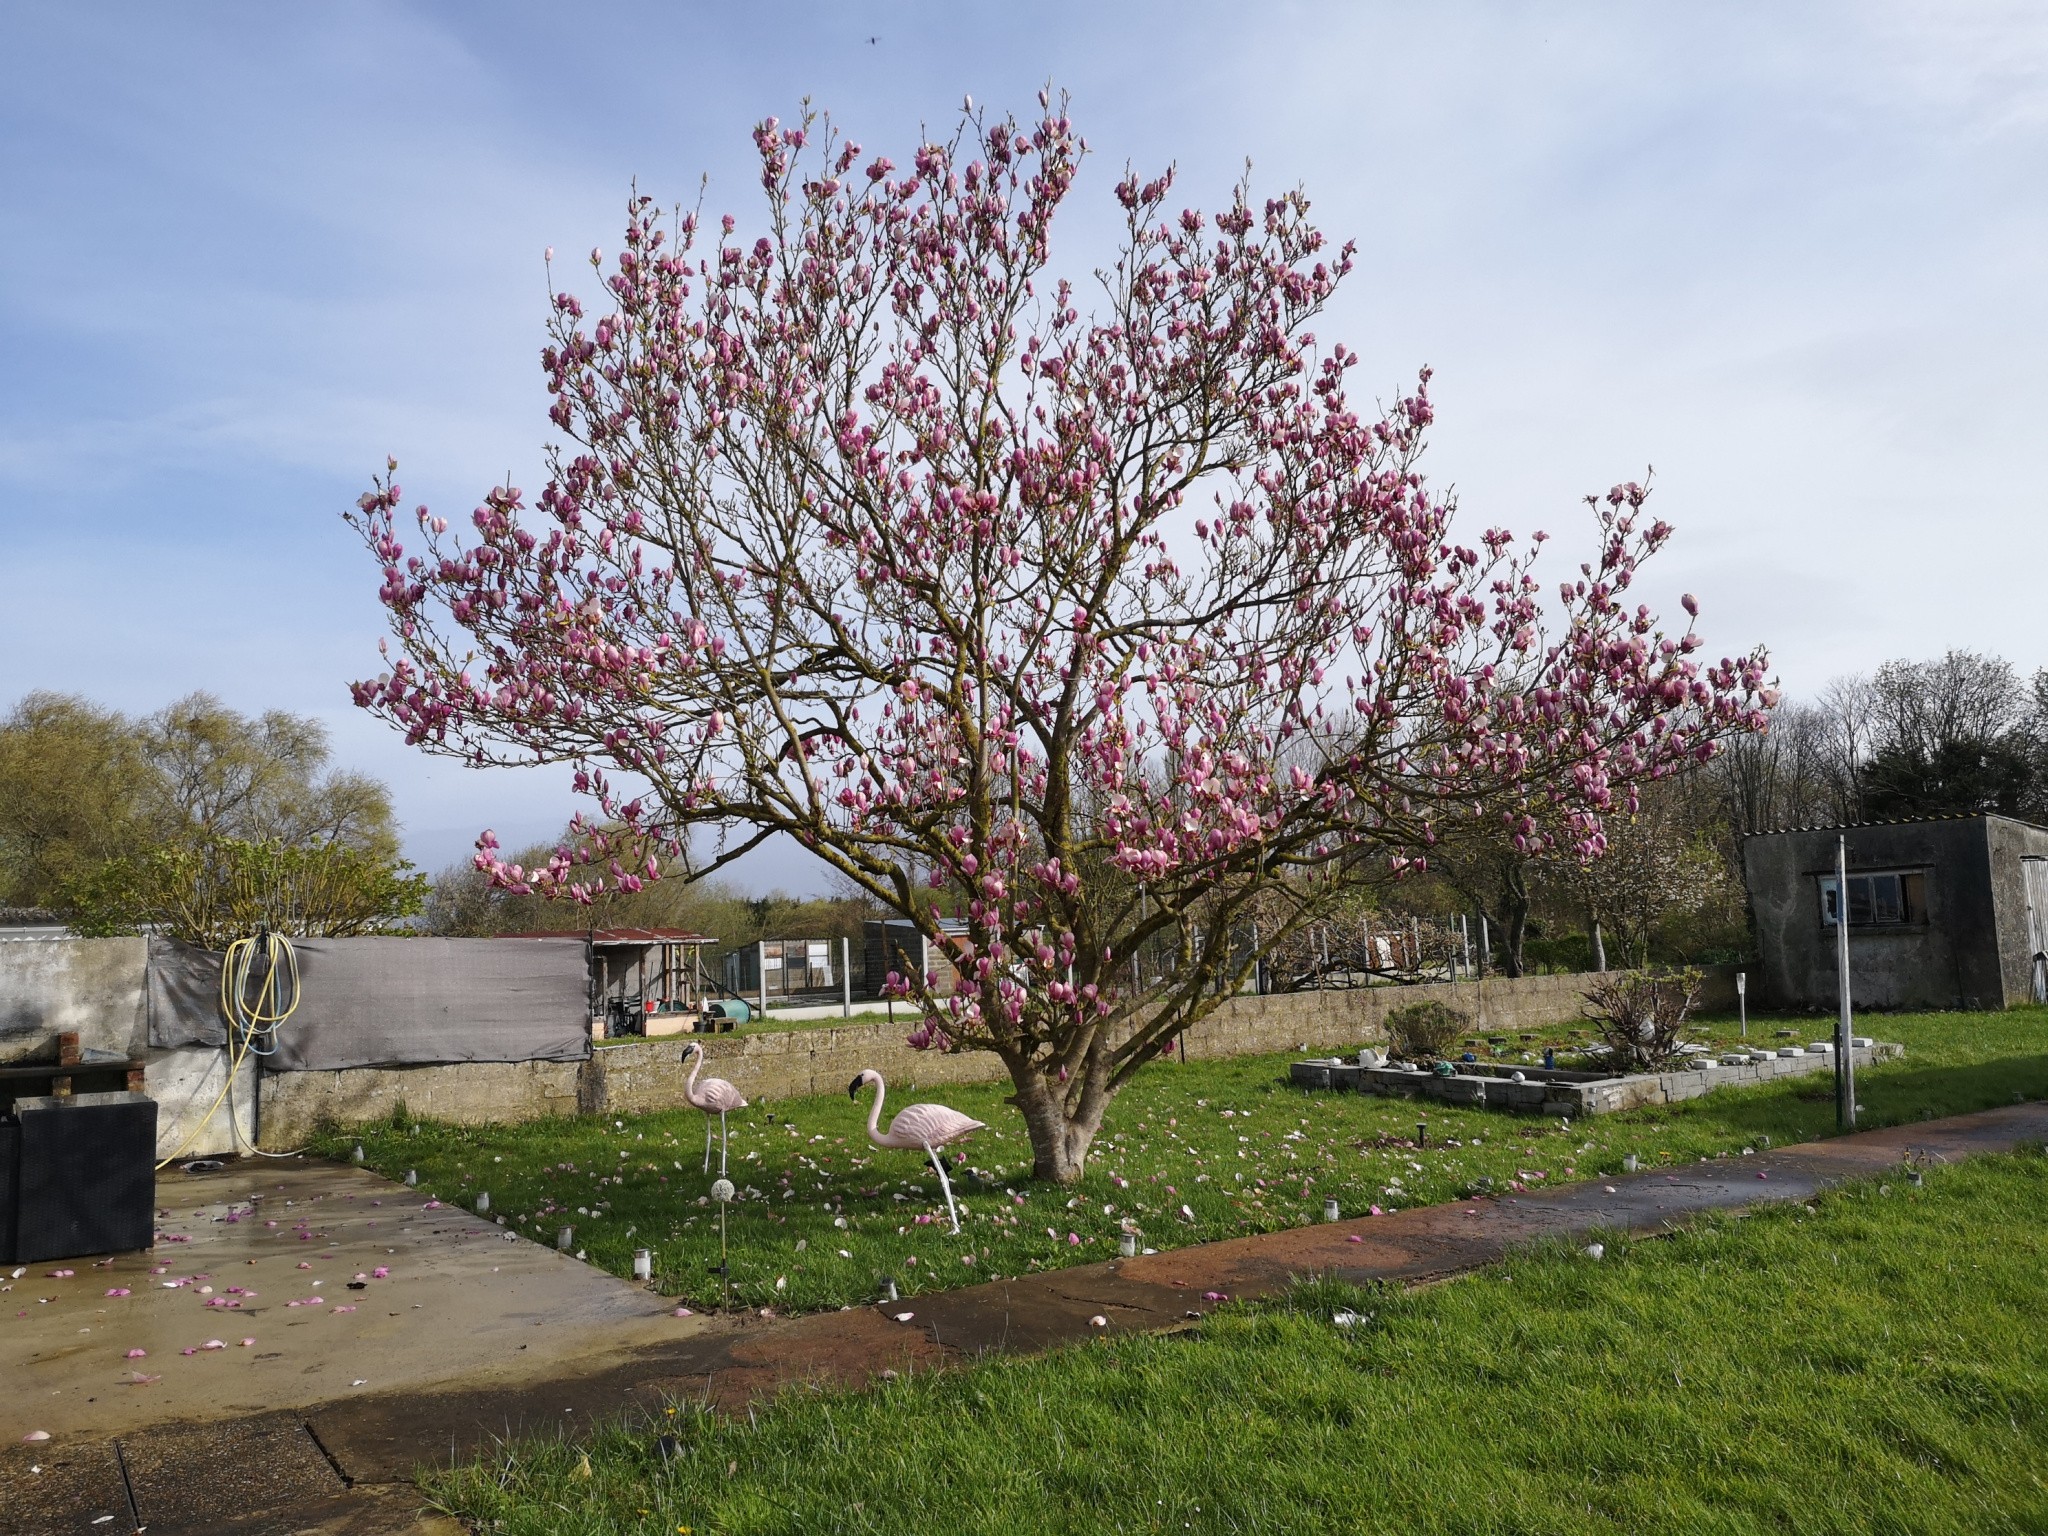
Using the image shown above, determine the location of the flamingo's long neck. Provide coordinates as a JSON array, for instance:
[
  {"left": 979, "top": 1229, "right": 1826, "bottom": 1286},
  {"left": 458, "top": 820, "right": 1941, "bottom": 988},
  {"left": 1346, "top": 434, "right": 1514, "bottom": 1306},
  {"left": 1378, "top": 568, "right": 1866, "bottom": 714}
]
[
  {"left": 863, "top": 1074, "right": 888, "bottom": 1145},
  {"left": 683, "top": 1048, "right": 704, "bottom": 1107}
]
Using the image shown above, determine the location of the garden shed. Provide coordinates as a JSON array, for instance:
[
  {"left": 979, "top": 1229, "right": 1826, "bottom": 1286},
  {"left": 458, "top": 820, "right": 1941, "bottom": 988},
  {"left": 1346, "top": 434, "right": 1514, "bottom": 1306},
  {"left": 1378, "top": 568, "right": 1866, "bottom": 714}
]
[{"left": 1742, "top": 813, "right": 2048, "bottom": 1011}]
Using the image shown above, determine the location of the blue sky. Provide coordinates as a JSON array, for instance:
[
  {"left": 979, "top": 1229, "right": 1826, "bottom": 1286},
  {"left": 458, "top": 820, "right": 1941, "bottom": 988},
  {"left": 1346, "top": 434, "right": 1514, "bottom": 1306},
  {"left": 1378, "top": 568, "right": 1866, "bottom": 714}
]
[{"left": 3, "top": 3, "right": 2044, "bottom": 888}]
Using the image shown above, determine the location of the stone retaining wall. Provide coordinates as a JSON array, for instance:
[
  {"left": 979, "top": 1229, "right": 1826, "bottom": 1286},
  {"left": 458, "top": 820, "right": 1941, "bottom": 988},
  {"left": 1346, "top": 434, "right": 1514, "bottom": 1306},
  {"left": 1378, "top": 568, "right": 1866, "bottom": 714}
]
[{"left": 255, "top": 967, "right": 1733, "bottom": 1146}]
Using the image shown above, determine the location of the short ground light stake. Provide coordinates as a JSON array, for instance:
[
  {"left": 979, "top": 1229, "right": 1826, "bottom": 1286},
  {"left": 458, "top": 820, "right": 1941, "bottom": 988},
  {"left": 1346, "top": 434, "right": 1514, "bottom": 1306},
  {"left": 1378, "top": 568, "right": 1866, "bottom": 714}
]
[
  {"left": 1323, "top": 1198, "right": 1341, "bottom": 1222},
  {"left": 1118, "top": 1232, "right": 1139, "bottom": 1258},
  {"left": 710, "top": 1177, "right": 736, "bottom": 1311},
  {"left": 475, "top": 1191, "right": 489, "bottom": 1215},
  {"left": 1623, "top": 1154, "right": 1638, "bottom": 1173},
  {"left": 404, "top": 1169, "right": 417, "bottom": 1186},
  {"left": 880, "top": 1277, "right": 899, "bottom": 1303},
  {"left": 556, "top": 1226, "right": 574, "bottom": 1252},
  {"left": 1737, "top": 971, "right": 1748, "bottom": 1039},
  {"left": 633, "top": 1248, "right": 652, "bottom": 1282},
  {"left": 351, "top": 1144, "right": 364, "bottom": 1163},
  {"left": 1416, "top": 1121, "right": 1427, "bottom": 1148}
]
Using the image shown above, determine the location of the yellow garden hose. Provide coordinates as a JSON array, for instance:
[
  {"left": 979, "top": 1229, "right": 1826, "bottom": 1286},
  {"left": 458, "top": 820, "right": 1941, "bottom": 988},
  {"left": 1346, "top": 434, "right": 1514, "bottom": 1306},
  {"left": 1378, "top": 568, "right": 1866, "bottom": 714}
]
[{"left": 154, "top": 932, "right": 303, "bottom": 1169}]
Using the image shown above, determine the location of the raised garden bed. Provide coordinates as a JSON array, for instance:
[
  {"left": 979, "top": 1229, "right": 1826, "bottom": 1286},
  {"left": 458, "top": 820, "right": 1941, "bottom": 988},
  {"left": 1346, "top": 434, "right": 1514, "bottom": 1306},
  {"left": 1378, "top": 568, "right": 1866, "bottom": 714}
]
[{"left": 1292, "top": 1040, "right": 1903, "bottom": 1116}]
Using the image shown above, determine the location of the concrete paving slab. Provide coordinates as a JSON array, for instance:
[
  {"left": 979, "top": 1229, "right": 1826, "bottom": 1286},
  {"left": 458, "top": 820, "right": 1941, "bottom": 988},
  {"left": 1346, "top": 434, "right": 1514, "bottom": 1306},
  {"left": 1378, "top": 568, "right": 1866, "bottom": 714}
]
[
  {"left": 119, "top": 1412, "right": 345, "bottom": 1530},
  {"left": 1, "top": 1158, "right": 704, "bottom": 1447},
  {"left": 0, "top": 1436, "right": 132, "bottom": 1535}
]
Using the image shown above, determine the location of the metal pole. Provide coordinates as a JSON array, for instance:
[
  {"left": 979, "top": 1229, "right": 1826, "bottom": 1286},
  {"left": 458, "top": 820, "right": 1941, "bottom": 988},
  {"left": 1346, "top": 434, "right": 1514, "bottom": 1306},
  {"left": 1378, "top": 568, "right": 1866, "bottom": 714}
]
[
  {"left": 757, "top": 939, "right": 768, "bottom": 1017},
  {"left": 841, "top": 936, "right": 851, "bottom": 1018},
  {"left": 1250, "top": 920, "right": 1261, "bottom": 995},
  {"left": 1835, "top": 835, "right": 1856, "bottom": 1130},
  {"left": 1737, "top": 971, "right": 1747, "bottom": 1039},
  {"left": 1478, "top": 914, "right": 1489, "bottom": 976}
]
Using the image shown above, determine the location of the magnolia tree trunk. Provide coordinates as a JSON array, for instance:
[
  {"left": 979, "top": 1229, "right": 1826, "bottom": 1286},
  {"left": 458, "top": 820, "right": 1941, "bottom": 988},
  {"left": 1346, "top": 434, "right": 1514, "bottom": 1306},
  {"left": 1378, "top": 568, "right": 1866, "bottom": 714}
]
[
  {"left": 1011, "top": 1053, "right": 1113, "bottom": 1184},
  {"left": 345, "top": 93, "right": 1773, "bottom": 1182}
]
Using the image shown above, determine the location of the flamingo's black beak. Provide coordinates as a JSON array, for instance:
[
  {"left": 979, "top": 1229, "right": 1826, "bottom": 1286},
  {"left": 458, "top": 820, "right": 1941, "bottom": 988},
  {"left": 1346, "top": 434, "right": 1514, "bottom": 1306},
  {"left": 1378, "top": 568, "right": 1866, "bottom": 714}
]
[{"left": 847, "top": 1076, "right": 863, "bottom": 1099}]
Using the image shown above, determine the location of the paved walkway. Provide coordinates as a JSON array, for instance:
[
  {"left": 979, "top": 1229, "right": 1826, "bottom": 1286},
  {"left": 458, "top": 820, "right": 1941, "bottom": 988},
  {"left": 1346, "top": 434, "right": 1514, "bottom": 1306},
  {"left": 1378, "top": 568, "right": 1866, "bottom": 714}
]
[{"left": 8, "top": 1101, "right": 2045, "bottom": 1534}]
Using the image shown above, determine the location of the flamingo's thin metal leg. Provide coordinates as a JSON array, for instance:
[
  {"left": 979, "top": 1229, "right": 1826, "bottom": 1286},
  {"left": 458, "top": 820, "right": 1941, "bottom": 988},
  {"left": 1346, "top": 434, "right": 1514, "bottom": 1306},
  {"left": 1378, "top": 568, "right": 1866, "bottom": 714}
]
[{"left": 928, "top": 1145, "right": 961, "bottom": 1234}]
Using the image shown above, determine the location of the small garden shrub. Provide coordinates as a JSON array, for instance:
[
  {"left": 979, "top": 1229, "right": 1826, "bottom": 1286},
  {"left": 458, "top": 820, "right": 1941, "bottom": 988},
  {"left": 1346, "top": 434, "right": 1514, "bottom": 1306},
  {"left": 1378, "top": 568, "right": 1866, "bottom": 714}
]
[
  {"left": 1384, "top": 1000, "right": 1468, "bottom": 1062},
  {"left": 1582, "top": 968, "right": 1702, "bottom": 1070}
]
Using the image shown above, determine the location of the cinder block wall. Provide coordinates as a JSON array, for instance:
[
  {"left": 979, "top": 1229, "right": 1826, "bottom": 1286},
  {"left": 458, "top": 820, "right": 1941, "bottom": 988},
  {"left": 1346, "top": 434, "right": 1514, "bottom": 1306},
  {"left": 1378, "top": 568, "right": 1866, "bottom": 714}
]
[{"left": 257, "top": 968, "right": 1731, "bottom": 1145}]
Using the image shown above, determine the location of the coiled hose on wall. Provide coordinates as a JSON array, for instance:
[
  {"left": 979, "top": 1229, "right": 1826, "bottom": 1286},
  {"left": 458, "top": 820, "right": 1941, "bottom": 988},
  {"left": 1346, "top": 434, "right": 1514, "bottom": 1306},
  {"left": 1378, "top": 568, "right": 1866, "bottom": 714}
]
[{"left": 153, "top": 931, "right": 303, "bottom": 1168}]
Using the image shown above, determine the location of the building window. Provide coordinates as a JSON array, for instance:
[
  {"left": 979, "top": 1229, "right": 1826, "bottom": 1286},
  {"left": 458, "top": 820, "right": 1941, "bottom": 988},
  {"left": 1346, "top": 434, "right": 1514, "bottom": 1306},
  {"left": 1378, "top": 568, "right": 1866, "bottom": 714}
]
[{"left": 1819, "top": 870, "right": 1926, "bottom": 927}]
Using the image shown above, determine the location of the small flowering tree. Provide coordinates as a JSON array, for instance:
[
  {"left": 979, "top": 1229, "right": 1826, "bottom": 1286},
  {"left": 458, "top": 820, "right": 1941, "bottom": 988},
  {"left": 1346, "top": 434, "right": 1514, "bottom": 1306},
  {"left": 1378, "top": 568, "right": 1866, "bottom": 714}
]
[{"left": 348, "top": 95, "right": 1772, "bottom": 1182}]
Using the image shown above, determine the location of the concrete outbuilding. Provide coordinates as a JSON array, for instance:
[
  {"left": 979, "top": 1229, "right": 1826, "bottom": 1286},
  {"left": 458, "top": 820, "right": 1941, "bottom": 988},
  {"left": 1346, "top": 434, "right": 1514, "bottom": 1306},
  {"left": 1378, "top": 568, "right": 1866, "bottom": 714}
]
[{"left": 1742, "top": 813, "right": 2048, "bottom": 1011}]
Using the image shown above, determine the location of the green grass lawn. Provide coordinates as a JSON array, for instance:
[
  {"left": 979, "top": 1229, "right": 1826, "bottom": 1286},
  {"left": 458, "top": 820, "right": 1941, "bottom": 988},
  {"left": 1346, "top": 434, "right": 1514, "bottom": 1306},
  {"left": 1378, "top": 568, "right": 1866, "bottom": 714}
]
[
  {"left": 312, "top": 1005, "right": 2048, "bottom": 1314},
  {"left": 430, "top": 1151, "right": 2048, "bottom": 1535}
]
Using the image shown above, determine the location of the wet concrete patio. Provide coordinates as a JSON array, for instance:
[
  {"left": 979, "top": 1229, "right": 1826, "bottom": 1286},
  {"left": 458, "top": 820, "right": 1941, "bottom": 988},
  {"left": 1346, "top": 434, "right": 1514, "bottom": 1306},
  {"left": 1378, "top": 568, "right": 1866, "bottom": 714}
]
[{"left": 3, "top": 1159, "right": 698, "bottom": 1447}]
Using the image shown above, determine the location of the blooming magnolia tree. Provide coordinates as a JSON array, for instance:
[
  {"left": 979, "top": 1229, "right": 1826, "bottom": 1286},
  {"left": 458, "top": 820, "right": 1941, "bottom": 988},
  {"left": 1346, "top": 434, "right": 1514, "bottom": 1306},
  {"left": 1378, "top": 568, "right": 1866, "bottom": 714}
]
[{"left": 348, "top": 95, "right": 1773, "bottom": 1182}]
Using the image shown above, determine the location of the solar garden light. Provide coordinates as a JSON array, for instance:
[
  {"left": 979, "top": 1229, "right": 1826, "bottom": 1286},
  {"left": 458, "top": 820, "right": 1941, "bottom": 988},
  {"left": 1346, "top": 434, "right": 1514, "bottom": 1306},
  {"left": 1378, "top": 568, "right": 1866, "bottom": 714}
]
[
  {"left": 557, "top": 1226, "right": 574, "bottom": 1251},
  {"left": 710, "top": 1177, "right": 737, "bottom": 1310},
  {"left": 880, "top": 1277, "right": 900, "bottom": 1302},
  {"left": 475, "top": 1191, "right": 489, "bottom": 1214},
  {"left": 633, "top": 1248, "right": 653, "bottom": 1282},
  {"left": 1416, "top": 1121, "right": 1427, "bottom": 1147},
  {"left": 1118, "top": 1231, "right": 1139, "bottom": 1258},
  {"left": 1323, "top": 1198, "right": 1341, "bottom": 1222},
  {"left": 351, "top": 1144, "right": 364, "bottom": 1163}
]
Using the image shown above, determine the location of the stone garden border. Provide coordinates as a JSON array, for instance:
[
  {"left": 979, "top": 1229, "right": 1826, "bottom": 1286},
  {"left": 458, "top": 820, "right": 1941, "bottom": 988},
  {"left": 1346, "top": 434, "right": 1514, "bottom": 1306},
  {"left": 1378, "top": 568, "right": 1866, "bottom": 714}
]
[{"left": 1291, "top": 1040, "right": 1903, "bottom": 1118}]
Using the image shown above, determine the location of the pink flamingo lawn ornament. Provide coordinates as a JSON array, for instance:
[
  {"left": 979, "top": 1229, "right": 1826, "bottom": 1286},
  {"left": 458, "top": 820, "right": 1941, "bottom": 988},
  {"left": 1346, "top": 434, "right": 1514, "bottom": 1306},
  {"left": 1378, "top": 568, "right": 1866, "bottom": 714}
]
[
  {"left": 848, "top": 1068, "right": 986, "bottom": 1234},
  {"left": 681, "top": 1041, "right": 747, "bottom": 1176}
]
